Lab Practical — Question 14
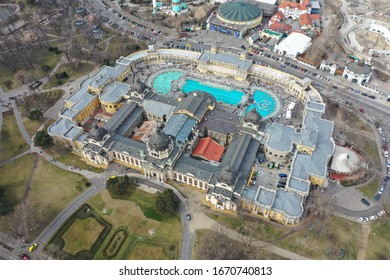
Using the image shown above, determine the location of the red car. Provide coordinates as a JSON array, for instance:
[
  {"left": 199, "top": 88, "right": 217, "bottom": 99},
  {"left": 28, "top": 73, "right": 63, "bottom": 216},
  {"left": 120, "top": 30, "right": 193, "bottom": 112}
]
[
  {"left": 384, "top": 144, "right": 388, "bottom": 151},
  {"left": 19, "top": 254, "right": 30, "bottom": 260}
]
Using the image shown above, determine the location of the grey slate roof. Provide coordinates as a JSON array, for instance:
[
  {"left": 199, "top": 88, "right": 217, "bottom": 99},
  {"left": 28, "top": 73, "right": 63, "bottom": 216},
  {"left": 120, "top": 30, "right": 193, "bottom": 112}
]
[
  {"left": 272, "top": 189, "right": 304, "bottom": 218},
  {"left": 346, "top": 61, "right": 372, "bottom": 75},
  {"left": 197, "top": 106, "right": 240, "bottom": 135},
  {"left": 174, "top": 155, "right": 218, "bottom": 182},
  {"left": 163, "top": 114, "right": 196, "bottom": 144},
  {"left": 141, "top": 99, "right": 175, "bottom": 119},
  {"left": 198, "top": 52, "right": 252, "bottom": 71},
  {"left": 265, "top": 123, "right": 299, "bottom": 152},
  {"left": 287, "top": 177, "right": 310, "bottom": 194},
  {"left": 99, "top": 82, "right": 131, "bottom": 103},
  {"left": 175, "top": 91, "right": 215, "bottom": 121}
]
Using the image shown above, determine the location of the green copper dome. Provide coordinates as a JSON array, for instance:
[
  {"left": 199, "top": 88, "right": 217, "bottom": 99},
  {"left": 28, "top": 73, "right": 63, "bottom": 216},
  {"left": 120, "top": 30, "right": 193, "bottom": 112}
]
[{"left": 218, "top": 1, "right": 261, "bottom": 23}]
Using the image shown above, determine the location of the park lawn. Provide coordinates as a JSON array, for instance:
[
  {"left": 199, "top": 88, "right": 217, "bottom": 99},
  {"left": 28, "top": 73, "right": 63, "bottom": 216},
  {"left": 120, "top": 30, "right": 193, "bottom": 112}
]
[
  {"left": 358, "top": 175, "right": 381, "bottom": 199},
  {"left": 43, "top": 62, "right": 96, "bottom": 90},
  {"left": 0, "top": 114, "right": 29, "bottom": 162},
  {"left": 204, "top": 209, "right": 288, "bottom": 242},
  {"left": 0, "top": 46, "right": 62, "bottom": 92},
  {"left": 0, "top": 154, "right": 34, "bottom": 215},
  {"left": 17, "top": 107, "right": 43, "bottom": 138},
  {"left": 26, "top": 157, "right": 89, "bottom": 239},
  {"left": 22, "top": 89, "right": 65, "bottom": 112},
  {"left": 62, "top": 217, "right": 104, "bottom": 255},
  {"left": 366, "top": 217, "right": 390, "bottom": 259},
  {"left": 44, "top": 144, "right": 104, "bottom": 173},
  {"left": 193, "top": 229, "right": 286, "bottom": 260},
  {"left": 128, "top": 242, "right": 169, "bottom": 260},
  {"left": 89, "top": 188, "right": 182, "bottom": 260},
  {"left": 275, "top": 216, "right": 360, "bottom": 259},
  {"left": 345, "top": 131, "right": 380, "bottom": 168}
]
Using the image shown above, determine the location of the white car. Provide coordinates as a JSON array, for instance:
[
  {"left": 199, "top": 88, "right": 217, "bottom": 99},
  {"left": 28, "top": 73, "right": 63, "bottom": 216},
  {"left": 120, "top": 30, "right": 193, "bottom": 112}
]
[
  {"left": 369, "top": 215, "right": 377, "bottom": 221},
  {"left": 378, "top": 210, "right": 386, "bottom": 217},
  {"left": 385, "top": 151, "right": 389, "bottom": 158},
  {"left": 378, "top": 127, "right": 383, "bottom": 134},
  {"left": 358, "top": 217, "right": 368, "bottom": 222}
]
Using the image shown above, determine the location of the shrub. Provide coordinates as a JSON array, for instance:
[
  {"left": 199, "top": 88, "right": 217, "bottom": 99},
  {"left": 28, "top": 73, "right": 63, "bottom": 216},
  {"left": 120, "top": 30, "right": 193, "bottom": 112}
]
[
  {"left": 55, "top": 71, "right": 69, "bottom": 79},
  {"left": 41, "top": 65, "right": 51, "bottom": 72}
]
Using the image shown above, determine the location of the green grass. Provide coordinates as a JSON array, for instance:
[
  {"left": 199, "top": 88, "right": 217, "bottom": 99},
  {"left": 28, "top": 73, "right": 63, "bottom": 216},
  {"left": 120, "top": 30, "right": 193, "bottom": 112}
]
[
  {"left": 275, "top": 216, "right": 360, "bottom": 259},
  {"left": 27, "top": 157, "right": 89, "bottom": 239},
  {"left": 0, "top": 44, "right": 62, "bottom": 92},
  {"left": 204, "top": 210, "right": 288, "bottom": 241},
  {"left": 0, "top": 114, "right": 29, "bottom": 162},
  {"left": 0, "top": 154, "right": 34, "bottom": 216},
  {"left": 128, "top": 241, "right": 170, "bottom": 260},
  {"left": 43, "top": 62, "right": 96, "bottom": 90},
  {"left": 358, "top": 175, "right": 381, "bottom": 199},
  {"left": 89, "top": 189, "right": 182, "bottom": 260},
  {"left": 17, "top": 107, "right": 42, "bottom": 138},
  {"left": 366, "top": 217, "right": 390, "bottom": 259},
  {"left": 44, "top": 144, "right": 104, "bottom": 173}
]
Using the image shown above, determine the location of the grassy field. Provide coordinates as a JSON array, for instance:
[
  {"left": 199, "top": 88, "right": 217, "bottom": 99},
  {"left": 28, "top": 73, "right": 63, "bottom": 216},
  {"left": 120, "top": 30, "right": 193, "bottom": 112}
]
[
  {"left": 43, "top": 63, "right": 96, "bottom": 90},
  {"left": 17, "top": 107, "right": 42, "bottom": 138},
  {"left": 27, "top": 157, "right": 89, "bottom": 239},
  {"left": 204, "top": 210, "right": 289, "bottom": 242},
  {"left": 366, "top": 217, "right": 390, "bottom": 259},
  {"left": 0, "top": 113, "right": 29, "bottom": 162},
  {"left": 193, "top": 229, "right": 286, "bottom": 260},
  {"left": 62, "top": 217, "right": 104, "bottom": 255},
  {"left": 0, "top": 154, "right": 34, "bottom": 217},
  {"left": 89, "top": 188, "right": 182, "bottom": 260},
  {"left": 358, "top": 175, "right": 381, "bottom": 199},
  {"left": 128, "top": 242, "right": 169, "bottom": 260},
  {"left": 0, "top": 46, "right": 62, "bottom": 92},
  {"left": 275, "top": 216, "right": 360, "bottom": 259},
  {"left": 44, "top": 144, "right": 104, "bottom": 173},
  {"left": 21, "top": 89, "right": 64, "bottom": 112}
]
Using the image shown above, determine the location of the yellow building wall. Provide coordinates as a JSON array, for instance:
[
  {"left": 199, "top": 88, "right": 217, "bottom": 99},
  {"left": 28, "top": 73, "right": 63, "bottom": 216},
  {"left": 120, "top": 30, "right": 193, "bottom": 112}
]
[
  {"left": 73, "top": 96, "right": 99, "bottom": 124},
  {"left": 100, "top": 100, "right": 122, "bottom": 114},
  {"left": 296, "top": 144, "right": 314, "bottom": 155},
  {"left": 309, "top": 175, "right": 324, "bottom": 186}
]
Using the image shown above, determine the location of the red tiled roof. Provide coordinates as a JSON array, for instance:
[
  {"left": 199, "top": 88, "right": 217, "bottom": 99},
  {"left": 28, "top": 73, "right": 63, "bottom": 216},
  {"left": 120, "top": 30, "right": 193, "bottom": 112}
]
[
  {"left": 300, "top": 13, "right": 312, "bottom": 26},
  {"left": 279, "top": 2, "right": 307, "bottom": 11},
  {"left": 268, "top": 22, "right": 292, "bottom": 33},
  {"left": 274, "top": 11, "right": 285, "bottom": 20},
  {"left": 192, "top": 137, "right": 225, "bottom": 162},
  {"left": 310, "top": 14, "right": 321, "bottom": 19}
]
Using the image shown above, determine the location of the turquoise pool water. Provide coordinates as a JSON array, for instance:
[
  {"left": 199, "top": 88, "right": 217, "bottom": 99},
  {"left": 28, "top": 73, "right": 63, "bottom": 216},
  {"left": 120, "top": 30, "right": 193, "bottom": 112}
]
[
  {"left": 152, "top": 71, "right": 183, "bottom": 95},
  {"left": 182, "top": 79, "right": 244, "bottom": 105},
  {"left": 246, "top": 90, "right": 277, "bottom": 118}
]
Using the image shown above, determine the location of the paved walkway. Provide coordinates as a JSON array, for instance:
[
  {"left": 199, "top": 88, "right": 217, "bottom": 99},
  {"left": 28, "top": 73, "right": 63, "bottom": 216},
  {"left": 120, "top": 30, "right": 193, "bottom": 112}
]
[{"left": 357, "top": 223, "right": 371, "bottom": 260}]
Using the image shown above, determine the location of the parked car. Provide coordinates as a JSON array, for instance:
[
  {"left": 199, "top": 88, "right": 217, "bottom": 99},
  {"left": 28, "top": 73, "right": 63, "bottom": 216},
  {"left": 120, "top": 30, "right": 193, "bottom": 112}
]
[
  {"left": 378, "top": 127, "right": 383, "bottom": 134},
  {"left": 278, "top": 173, "right": 288, "bottom": 178},
  {"left": 186, "top": 214, "right": 191, "bottom": 221},
  {"left": 19, "top": 254, "right": 30, "bottom": 260},
  {"left": 361, "top": 198, "right": 370, "bottom": 206},
  {"left": 28, "top": 243, "right": 38, "bottom": 252},
  {"left": 358, "top": 217, "right": 368, "bottom": 222},
  {"left": 384, "top": 151, "right": 389, "bottom": 158},
  {"left": 378, "top": 210, "right": 386, "bottom": 216},
  {"left": 374, "top": 193, "right": 381, "bottom": 201},
  {"left": 369, "top": 215, "right": 377, "bottom": 221}
]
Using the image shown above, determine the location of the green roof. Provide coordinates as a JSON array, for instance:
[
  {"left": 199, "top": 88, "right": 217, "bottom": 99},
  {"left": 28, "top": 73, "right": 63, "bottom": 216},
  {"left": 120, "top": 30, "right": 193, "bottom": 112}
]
[{"left": 218, "top": 1, "right": 262, "bottom": 23}]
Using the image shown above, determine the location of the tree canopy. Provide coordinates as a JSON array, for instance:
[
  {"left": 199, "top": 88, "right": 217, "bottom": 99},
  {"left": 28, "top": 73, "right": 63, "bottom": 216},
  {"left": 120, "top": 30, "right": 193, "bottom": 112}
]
[
  {"left": 106, "top": 175, "right": 138, "bottom": 197},
  {"left": 155, "top": 189, "right": 179, "bottom": 217},
  {"left": 28, "top": 109, "right": 43, "bottom": 121},
  {"left": 34, "top": 130, "right": 52, "bottom": 147}
]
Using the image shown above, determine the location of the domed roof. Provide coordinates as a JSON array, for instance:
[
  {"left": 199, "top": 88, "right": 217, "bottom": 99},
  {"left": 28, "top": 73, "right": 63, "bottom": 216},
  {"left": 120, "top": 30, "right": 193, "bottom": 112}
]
[
  {"left": 218, "top": 1, "right": 261, "bottom": 23},
  {"left": 181, "top": 2, "right": 188, "bottom": 9},
  {"left": 218, "top": 166, "right": 238, "bottom": 185},
  {"left": 172, "top": 5, "right": 181, "bottom": 13},
  {"left": 172, "top": 0, "right": 181, "bottom": 4},
  {"left": 346, "top": 60, "right": 372, "bottom": 75},
  {"left": 244, "top": 108, "right": 261, "bottom": 124},
  {"left": 148, "top": 131, "right": 172, "bottom": 152}
]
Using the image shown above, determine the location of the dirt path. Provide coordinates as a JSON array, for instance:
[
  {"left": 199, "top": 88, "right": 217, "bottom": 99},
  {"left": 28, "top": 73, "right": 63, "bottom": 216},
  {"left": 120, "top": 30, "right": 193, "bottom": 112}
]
[
  {"left": 357, "top": 223, "right": 371, "bottom": 260},
  {"left": 20, "top": 154, "right": 40, "bottom": 240}
]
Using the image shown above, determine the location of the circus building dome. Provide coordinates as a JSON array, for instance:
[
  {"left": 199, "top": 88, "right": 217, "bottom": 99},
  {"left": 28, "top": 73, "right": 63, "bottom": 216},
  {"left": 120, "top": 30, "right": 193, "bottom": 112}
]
[
  {"left": 330, "top": 146, "right": 363, "bottom": 175},
  {"left": 217, "top": 1, "right": 263, "bottom": 28}
]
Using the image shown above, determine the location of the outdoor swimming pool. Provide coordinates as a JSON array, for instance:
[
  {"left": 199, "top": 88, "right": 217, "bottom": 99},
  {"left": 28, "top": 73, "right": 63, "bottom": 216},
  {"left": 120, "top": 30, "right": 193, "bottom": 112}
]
[
  {"left": 182, "top": 79, "right": 244, "bottom": 105},
  {"left": 152, "top": 71, "right": 183, "bottom": 95},
  {"left": 246, "top": 90, "right": 277, "bottom": 118}
]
